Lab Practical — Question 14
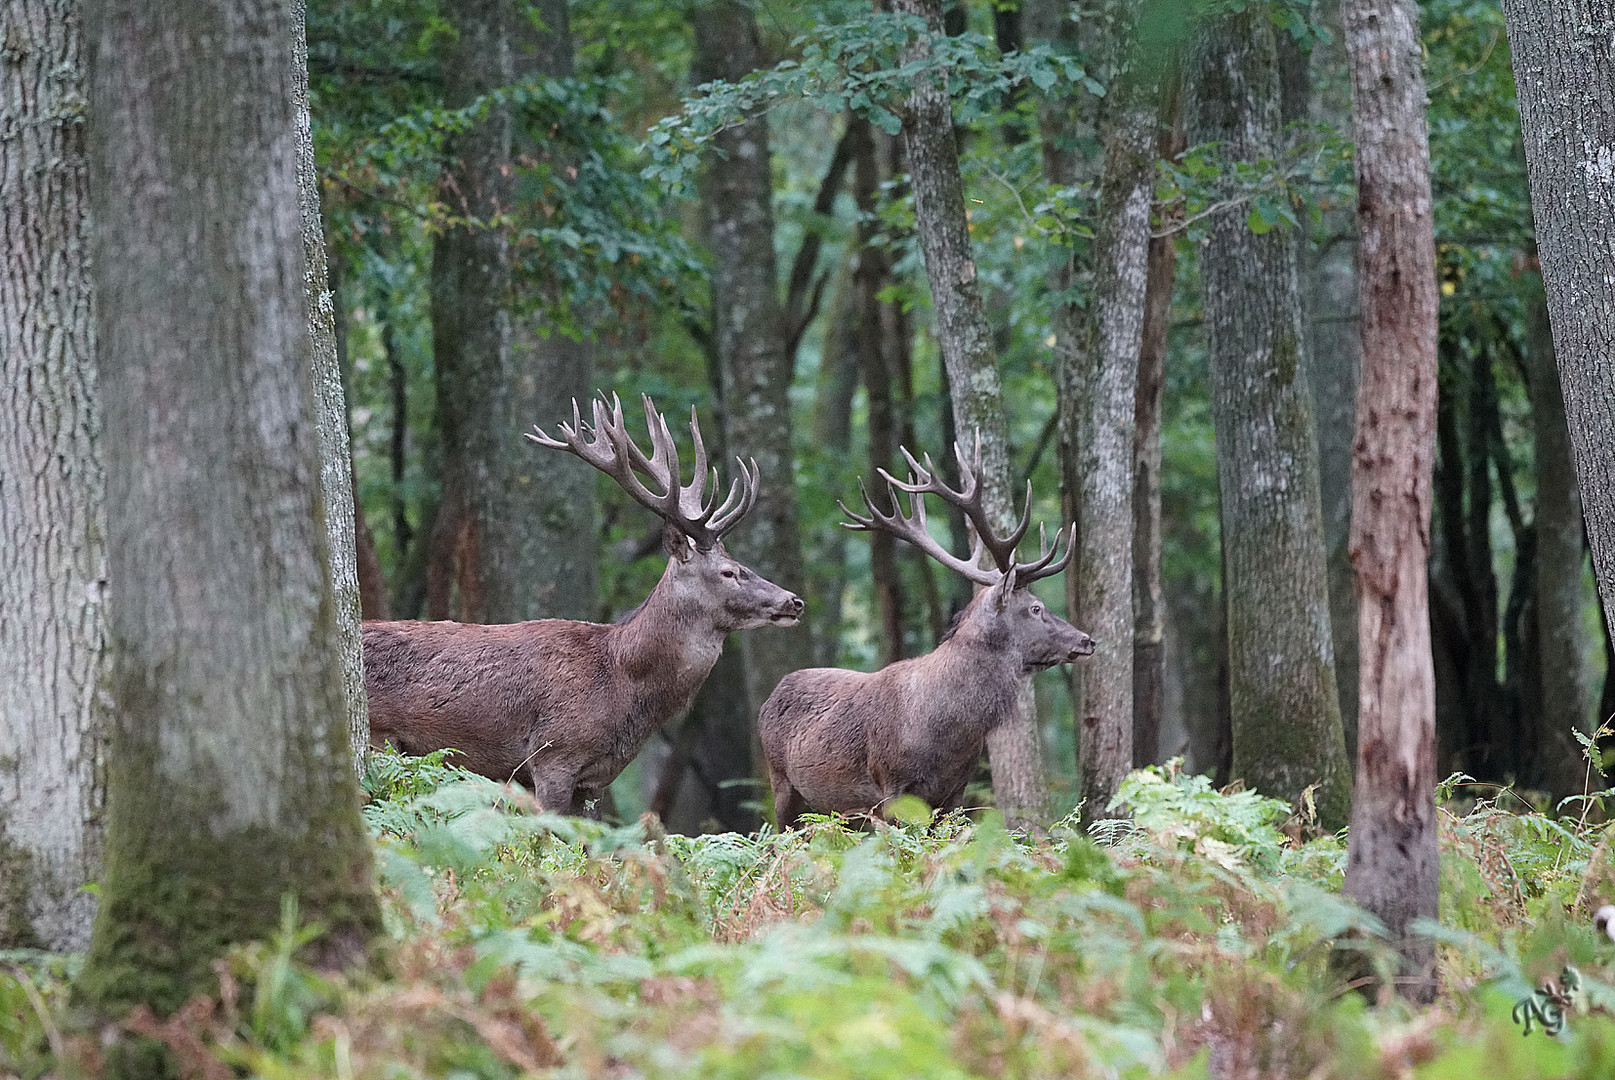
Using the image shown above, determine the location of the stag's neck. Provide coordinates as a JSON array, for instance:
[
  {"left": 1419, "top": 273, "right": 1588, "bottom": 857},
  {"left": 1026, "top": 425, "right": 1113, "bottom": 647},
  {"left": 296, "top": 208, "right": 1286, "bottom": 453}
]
[
  {"left": 919, "top": 633, "right": 1026, "bottom": 727},
  {"left": 607, "top": 569, "right": 724, "bottom": 712}
]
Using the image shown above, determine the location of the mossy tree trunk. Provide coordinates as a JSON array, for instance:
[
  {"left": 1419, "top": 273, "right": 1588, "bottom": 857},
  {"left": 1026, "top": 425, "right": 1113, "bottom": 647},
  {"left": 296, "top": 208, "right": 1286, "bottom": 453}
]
[
  {"left": 77, "top": 0, "right": 381, "bottom": 1017},
  {"left": 1186, "top": 10, "right": 1352, "bottom": 831},
  {"left": 891, "top": 0, "right": 1048, "bottom": 828},
  {"left": 1340, "top": 0, "right": 1441, "bottom": 1002},
  {"left": 0, "top": 0, "right": 106, "bottom": 954}
]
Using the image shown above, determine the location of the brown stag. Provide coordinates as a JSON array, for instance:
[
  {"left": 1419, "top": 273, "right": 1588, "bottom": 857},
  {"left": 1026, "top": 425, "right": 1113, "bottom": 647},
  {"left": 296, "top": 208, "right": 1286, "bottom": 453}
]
[
  {"left": 759, "top": 441, "right": 1091, "bottom": 826},
  {"left": 364, "top": 394, "right": 803, "bottom": 814}
]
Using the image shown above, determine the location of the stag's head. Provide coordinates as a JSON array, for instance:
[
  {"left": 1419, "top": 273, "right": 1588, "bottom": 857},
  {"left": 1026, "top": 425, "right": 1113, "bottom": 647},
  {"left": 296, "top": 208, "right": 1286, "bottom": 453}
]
[
  {"left": 843, "top": 438, "right": 1093, "bottom": 672},
  {"left": 528, "top": 394, "right": 803, "bottom": 633}
]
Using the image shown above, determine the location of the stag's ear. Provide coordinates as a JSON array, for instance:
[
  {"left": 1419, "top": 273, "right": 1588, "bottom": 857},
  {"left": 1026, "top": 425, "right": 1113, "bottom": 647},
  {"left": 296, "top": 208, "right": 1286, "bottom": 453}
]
[
  {"left": 986, "top": 567, "right": 1018, "bottom": 611},
  {"left": 661, "top": 521, "right": 695, "bottom": 562}
]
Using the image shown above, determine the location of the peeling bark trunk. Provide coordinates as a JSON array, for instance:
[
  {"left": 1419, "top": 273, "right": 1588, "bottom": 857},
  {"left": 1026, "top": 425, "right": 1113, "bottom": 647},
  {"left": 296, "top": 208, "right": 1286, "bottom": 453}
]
[
  {"left": 1503, "top": 0, "right": 1615, "bottom": 735},
  {"left": 891, "top": 0, "right": 1047, "bottom": 827},
  {"left": 78, "top": 0, "right": 380, "bottom": 1013},
  {"left": 1188, "top": 12, "right": 1352, "bottom": 830},
  {"left": 0, "top": 0, "right": 105, "bottom": 953},
  {"left": 693, "top": 0, "right": 812, "bottom": 812},
  {"left": 427, "top": 0, "right": 513, "bottom": 623},
  {"left": 503, "top": 0, "right": 597, "bottom": 623},
  {"left": 1340, "top": 0, "right": 1440, "bottom": 1002}
]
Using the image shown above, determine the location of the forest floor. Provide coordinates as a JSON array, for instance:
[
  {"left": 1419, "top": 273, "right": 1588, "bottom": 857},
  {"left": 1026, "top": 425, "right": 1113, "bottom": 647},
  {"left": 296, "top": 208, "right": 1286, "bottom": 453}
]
[{"left": 6, "top": 752, "right": 1615, "bottom": 1079}]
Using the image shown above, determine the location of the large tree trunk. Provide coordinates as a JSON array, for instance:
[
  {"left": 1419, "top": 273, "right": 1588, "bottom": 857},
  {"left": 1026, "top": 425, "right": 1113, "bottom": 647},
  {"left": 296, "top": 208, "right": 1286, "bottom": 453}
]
[
  {"left": 77, "top": 0, "right": 380, "bottom": 1015},
  {"left": 1186, "top": 11, "right": 1353, "bottom": 830},
  {"left": 293, "top": 0, "right": 370, "bottom": 771},
  {"left": 1503, "top": 0, "right": 1615, "bottom": 710},
  {"left": 1526, "top": 285, "right": 1595, "bottom": 798},
  {"left": 892, "top": 0, "right": 1048, "bottom": 828},
  {"left": 502, "top": 0, "right": 597, "bottom": 622},
  {"left": 1339, "top": 0, "right": 1440, "bottom": 1002},
  {"left": 426, "top": 0, "right": 513, "bottom": 622},
  {"left": 692, "top": 1, "right": 811, "bottom": 823},
  {"left": 0, "top": 0, "right": 105, "bottom": 953}
]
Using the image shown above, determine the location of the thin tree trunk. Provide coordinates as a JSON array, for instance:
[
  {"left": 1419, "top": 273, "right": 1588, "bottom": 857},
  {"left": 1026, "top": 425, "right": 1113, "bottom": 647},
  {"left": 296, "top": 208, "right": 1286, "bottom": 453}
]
[
  {"left": 78, "top": 0, "right": 380, "bottom": 1014},
  {"left": 692, "top": 0, "right": 812, "bottom": 813},
  {"left": 1503, "top": 0, "right": 1615, "bottom": 706},
  {"left": 293, "top": 0, "right": 371, "bottom": 772},
  {"left": 808, "top": 258, "right": 862, "bottom": 666},
  {"left": 1131, "top": 65, "right": 1181, "bottom": 769},
  {"left": 1340, "top": 0, "right": 1441, "bottom": 1002},
  {"left": 850, "top": 116, "right": 907, "bottom": 666},
  {"left": 502, "top": 0, "right": 597, "bottom": 623},
  {"left": 891, "top": 0, "right": 1048, "bottom": 828},
  {"left": 427, "top": 0, "right": 513, "bottom": 623},
  {"left": 0, "top": 0, "right": 104, "bottom": 953},
  {"left": 1062, "top": 14, "right": 1156, "bottom": 825},
  {"left": 1526, "top": 285, "right": 1594, "bottom": 798}
]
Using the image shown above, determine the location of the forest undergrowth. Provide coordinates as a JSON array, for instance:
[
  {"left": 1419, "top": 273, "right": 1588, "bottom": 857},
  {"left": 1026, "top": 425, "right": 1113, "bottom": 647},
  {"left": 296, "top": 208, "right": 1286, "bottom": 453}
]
[{"left": 8, "top": 750, "right": 1615, "bottom": 1079}]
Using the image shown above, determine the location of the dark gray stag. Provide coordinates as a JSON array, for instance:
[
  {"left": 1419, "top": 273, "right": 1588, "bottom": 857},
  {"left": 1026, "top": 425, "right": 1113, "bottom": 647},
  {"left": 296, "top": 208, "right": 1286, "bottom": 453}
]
[
  {"left": 364, "top": 394, "right": 803, "bottom": 813},
  {"left": 759, "top": 443, "right": 1092, "bottom": 826}
]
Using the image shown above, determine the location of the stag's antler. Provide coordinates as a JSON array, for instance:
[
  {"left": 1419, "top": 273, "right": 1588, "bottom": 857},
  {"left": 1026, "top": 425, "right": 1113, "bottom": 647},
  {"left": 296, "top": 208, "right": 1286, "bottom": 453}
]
[
  {"left": 841, "top": 436, "right": 1071, "bottom": 587},
  {"left": 528, "top": 393, "right": 758, "bottom": 551}
]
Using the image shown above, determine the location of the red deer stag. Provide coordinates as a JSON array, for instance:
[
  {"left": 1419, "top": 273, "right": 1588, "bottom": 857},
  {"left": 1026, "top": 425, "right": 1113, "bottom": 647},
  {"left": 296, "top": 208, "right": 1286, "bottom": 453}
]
[
  {"left": 759, "top": 442, "right": 1091, "bottom": 826},
  {"left": 364, "top": 394, "right": 803, "bottom": 813}
]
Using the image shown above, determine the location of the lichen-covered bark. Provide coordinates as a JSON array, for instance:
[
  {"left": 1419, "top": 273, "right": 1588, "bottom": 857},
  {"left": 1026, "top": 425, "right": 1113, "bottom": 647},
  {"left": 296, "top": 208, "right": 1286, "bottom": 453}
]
[
  {"left": 1340, "top": 0, "right": 1440, "bottom": 1001},
  {"left": 292, "top": 0, "right": 368, "bottom": 773},
  {"left": 1186, "top": 11, "right": 1352, "bottom": 831},
  {"left": 1526, "top": 289, "right": 1594, "bottom": 797},
  {"left": 1503, "top": 0, "right": 1615, "bottom": 725},
  {"left": 0, "top": 0, "right": 105, "bottom": 953},
  {"left": 77, "top": 0, "right": 380, "bottom": 1015},
  {"left": 693, "top": 1, "right": 813, "bottom": 732},
  {"left": 427, "top": 0, "right": 514, "bottom": 623},
  {"left": 501, "top": 0, "right": 597, "bottom": 623},
  {"left": 891, "top": 0, "right": 1048, "bottom": 827}
]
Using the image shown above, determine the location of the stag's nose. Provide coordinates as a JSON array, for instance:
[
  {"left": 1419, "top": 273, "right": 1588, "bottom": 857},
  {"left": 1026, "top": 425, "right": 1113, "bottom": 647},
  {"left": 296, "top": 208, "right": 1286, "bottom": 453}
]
[
  {"left": 784, "top": 594, "right": 805, "bottom": 617},
  {"left": 1068, "top": 632, "right": 1095, "bottom": 661}
]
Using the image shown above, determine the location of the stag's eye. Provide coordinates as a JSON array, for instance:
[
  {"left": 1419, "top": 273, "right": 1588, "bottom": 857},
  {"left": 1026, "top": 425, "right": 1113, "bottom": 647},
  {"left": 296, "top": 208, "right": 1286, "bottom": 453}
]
[
  {"left": 720, "top": 568, "right": 737, "bottom": 580},
  {"left": 1029, "top": 603, "right": 1043, "bottom": 616}
]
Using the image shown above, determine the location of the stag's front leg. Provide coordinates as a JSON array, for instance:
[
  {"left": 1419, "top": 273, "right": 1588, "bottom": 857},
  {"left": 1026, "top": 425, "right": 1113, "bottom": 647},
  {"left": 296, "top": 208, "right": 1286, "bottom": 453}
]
[{"left": 528, "top": 765, "right": 576, "bottom": 815}]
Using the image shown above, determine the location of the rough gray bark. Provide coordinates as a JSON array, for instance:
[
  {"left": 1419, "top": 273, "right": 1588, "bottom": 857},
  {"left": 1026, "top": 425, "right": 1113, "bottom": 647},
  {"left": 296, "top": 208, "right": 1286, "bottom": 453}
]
[
  {"left": 1340, "top": 0, "right": 1440, "bottom": 1002},
  {"left": 77, "top": 0, "right": 380, "bottom": 1014},
  {"left": 503, "top": 0, "right": 597, "bottom": 622},
  {"left": 426, "top": 0, "right": 514, "bottom": 622},
  {"left": 292, "top": 0, "right": 369, "bottom": 774},
  {"left": 892, "top": 0, "right": 1048, "bottom": 828},
  {"left": 1526, "top": 288, "right": 1594, "bottom": 798},
  {"left": 1186, "top": 11, "right": 1352, "bottom": 831},
  {"left": 0, "top": 0, "right": 105, "bottom": 953},
  {"left": 693, "top": 1, "right": 813, "bottom": 732},
  {"left": 1304, "top": 0, "right": 1362, "bottom": 750},
  {"left": 1503, "top": 0, "right": 1615, "bottom": 715}
]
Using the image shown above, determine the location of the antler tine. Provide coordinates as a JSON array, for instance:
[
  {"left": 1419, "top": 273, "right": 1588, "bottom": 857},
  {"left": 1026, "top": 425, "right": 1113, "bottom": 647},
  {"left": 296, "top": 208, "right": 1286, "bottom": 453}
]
[
  {"left": 706, "top": 457, "right": 760, "bottom": 539},
  {"left": 526, "top": 397, "right": 614, "bottom": 471},
  {"left": 841, "top": 472, "right": 1001, "bottom": 587},
  {"left": 683, "top": 405, "right": 711, "bottom": 519},
  {"left": 1013, "top": 522, "right": 1075, "bottom": 584}
]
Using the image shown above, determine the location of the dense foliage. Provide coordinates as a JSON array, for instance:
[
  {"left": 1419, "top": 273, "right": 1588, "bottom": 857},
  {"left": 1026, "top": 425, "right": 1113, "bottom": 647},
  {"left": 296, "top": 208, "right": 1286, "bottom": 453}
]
[{"left": 8, "top": 752, "right": 1615, "bottom": 1077}]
